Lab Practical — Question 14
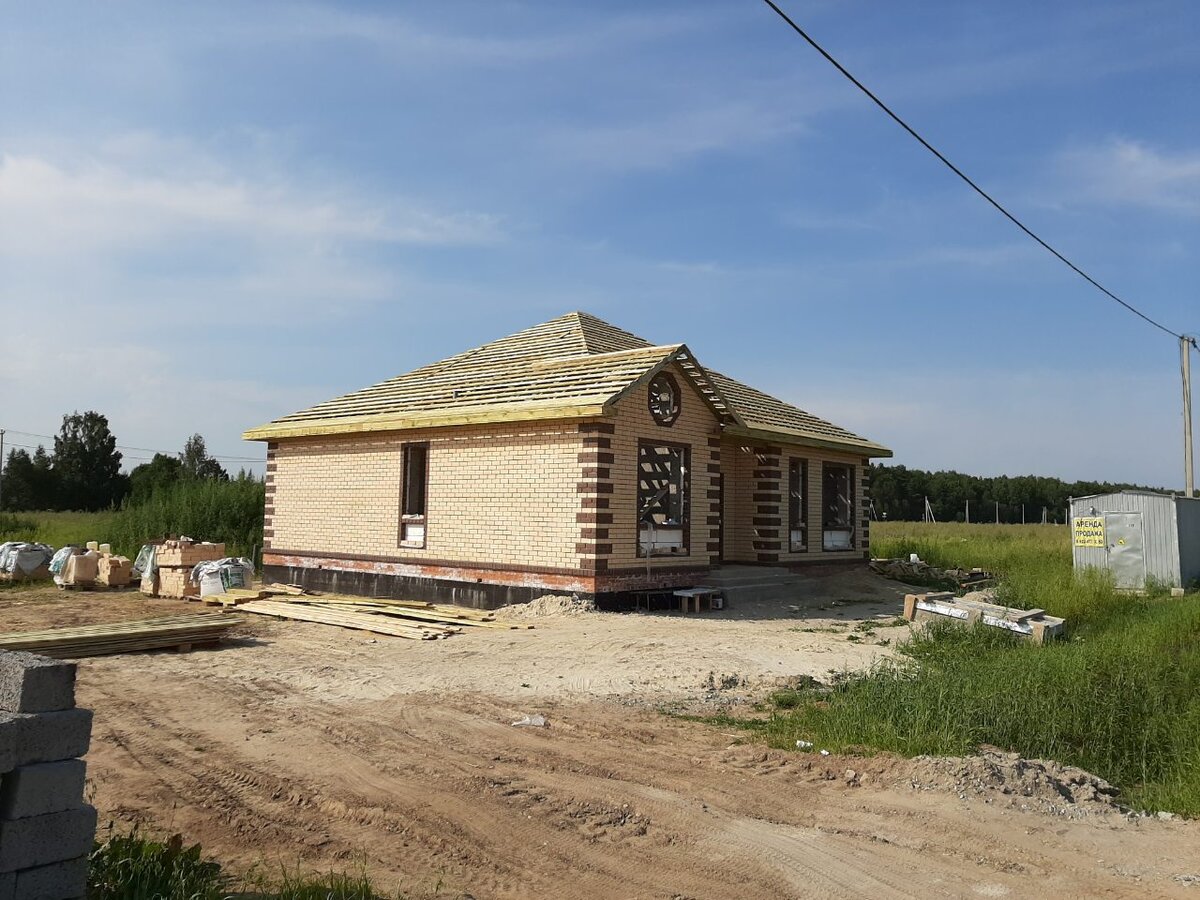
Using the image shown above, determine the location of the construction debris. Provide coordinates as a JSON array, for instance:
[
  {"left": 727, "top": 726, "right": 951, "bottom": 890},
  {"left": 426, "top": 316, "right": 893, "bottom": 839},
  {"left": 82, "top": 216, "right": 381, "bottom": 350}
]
[
  {"left": 0, "top": 613, "right": 243, "bottom": 658},
  {"left": 903, "top": 591, "right": 1064, "bottom": 643},
  {"left": 871, "top": 557, "right": 994, "bottom": 588}
]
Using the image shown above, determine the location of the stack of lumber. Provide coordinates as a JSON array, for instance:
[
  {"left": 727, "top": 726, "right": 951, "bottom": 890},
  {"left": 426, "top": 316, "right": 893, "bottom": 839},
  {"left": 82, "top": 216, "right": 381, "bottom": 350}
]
[
  {"left": 214, "top": 584, "right": 532, "bottom": 640},
  {"left": 903, "top": 591, "right": 1065, "bottom": 643},
  {"left": 0, "top": 613, "right": 243, "bottom": 658}
]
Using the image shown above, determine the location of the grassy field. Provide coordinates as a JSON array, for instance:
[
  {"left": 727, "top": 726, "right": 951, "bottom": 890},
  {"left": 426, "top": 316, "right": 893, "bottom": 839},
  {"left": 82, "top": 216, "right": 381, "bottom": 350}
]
[
  {"left": 0, "top": 511, "right": 119, "bottom": 552},
  {"left": 754, "top": 521, "right": 1200, "bottom": 816},
  {"left": 0, "top": 477, "right": 264, "bottom": 562}
]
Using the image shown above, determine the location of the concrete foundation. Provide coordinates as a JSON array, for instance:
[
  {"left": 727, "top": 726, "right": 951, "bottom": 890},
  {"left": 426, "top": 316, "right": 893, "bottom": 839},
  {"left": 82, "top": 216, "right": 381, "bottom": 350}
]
[{"left": 264, "top": 564, "right": 593, "bottom": 610}]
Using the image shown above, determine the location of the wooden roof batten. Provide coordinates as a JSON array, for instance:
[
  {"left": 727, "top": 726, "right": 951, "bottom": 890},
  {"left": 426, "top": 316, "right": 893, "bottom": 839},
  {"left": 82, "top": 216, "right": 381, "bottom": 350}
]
[{"left": 243, "top": 311, "right": 890, "bottom": 456}]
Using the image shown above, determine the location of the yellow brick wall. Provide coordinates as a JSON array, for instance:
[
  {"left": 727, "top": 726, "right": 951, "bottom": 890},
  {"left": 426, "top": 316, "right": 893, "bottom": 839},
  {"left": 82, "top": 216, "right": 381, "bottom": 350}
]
[
  {"left": 605, "top": 363, "right": 723, "bottom": 570},
  {"left": 720, "top": 443, "right": 759, "bottom": 562},
  {"left": 269, "top": 421, "right": 584, "bottom": 569}
]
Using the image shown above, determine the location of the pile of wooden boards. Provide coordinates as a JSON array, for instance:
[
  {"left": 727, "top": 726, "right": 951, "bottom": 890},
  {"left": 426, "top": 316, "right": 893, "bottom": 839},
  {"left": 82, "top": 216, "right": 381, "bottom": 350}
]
[
  {"left": 903, "top": 591, "right": 1065, "bottom": 643},
  {"left": 204, "top": 583, "right": 530, "bottom": 640},
  {"left": 0, "top": 612, "right": 243, "bottom": 658}
]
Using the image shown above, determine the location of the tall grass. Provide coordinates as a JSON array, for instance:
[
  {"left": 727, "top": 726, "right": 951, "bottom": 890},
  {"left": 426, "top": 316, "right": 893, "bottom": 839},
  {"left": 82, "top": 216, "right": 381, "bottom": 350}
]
[
  {"left": 1, "top": 480, "right": 264, "bottom": 560},
  {"left": 108, "top": 478, "right": 265, "bottom": 560},
  {"left": 759, "top": 522, "right": 1200, "bottom": 815},
  {"left": 89, "top": 829, "right": 402, "bottom": 899}
]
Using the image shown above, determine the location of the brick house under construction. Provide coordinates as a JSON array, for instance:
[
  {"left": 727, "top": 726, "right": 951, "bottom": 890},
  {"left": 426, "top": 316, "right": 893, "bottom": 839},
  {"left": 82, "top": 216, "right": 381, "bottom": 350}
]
[{"left": 243, "top": 313, "right": 892, "bottom": 607}]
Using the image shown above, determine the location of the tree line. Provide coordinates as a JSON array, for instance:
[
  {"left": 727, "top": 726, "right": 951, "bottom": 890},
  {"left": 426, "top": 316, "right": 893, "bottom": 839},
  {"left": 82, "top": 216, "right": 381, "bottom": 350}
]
[
  {"left": 870, "top": 464, "right": 1164, "bottom": 524},
  {"left": 1, "top": 411, "right": 249, "bottom": 512}
]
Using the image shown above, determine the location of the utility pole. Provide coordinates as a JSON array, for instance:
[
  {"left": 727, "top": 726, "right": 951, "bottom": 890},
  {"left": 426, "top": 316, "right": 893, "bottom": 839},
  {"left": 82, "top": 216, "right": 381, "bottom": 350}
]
[
  {"left": 1184, "top": 336, "right": 1195, "bottom": 498},
  {"left": 965, "top": 498, "right": 970, "bottom": 524},
  {"left": 0, "top": 429, "right": 5, "bottom": 511},
  {"left": 1021, "top": 504, "right": 1025, "bottom": 525},
  {"left": 995, "top": 500, "right": 999, "bottom": 524}
]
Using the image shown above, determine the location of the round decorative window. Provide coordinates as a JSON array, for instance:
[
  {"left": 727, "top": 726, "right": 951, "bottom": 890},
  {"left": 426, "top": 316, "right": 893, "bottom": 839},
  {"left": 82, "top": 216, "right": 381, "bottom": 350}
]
[{"left": 648, "top": 373, "right": 681, "bottom": 426}]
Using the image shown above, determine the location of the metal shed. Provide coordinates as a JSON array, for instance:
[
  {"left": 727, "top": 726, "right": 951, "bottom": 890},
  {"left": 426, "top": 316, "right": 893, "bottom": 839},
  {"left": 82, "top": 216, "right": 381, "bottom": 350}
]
[{"left": 1069, "top": 491, "right": 1200, "bottom": 590}]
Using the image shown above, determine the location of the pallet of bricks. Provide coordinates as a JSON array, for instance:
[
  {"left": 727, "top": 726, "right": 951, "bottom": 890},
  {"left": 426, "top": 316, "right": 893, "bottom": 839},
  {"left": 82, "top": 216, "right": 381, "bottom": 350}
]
[
  {"left": 144, "top": 540, "right": 225, "bottom": 600},
  {"left": 53, "top": 543, "right": 135, "bottom": 590}
]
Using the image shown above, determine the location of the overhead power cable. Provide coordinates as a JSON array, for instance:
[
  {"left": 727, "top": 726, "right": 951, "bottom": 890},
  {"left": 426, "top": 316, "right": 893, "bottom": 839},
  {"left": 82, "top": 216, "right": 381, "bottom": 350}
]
[
  {"left": 760, "top": 0, "right": 1192, "bottom": 343},
  {"left": 0, "top": 428, "right": 261, "bottom": 462}
]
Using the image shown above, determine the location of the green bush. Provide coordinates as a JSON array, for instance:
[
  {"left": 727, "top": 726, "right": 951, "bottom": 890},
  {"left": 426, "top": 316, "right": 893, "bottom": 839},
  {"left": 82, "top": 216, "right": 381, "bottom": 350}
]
[
  {"left": 0, "top": 512, "right": 38, "bottom": 541},
  {"left": 108, "top": 476, "right": 265, "bottom": 560},
  {"left": 89, "top": 830, "right": 225, "bottom": 900}
]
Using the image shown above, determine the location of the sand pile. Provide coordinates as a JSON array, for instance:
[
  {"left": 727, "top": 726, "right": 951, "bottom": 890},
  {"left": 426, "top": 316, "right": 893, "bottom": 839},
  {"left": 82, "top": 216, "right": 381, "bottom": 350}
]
[{"left": 495, "top": 594, "right": 598, "bottom": 619}]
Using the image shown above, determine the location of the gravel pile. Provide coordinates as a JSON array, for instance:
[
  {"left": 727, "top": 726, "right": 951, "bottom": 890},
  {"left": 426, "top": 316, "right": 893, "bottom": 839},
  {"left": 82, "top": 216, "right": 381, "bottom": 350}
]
[{"left": 904, "top": 747, "right": 1123, "bottom": 818}]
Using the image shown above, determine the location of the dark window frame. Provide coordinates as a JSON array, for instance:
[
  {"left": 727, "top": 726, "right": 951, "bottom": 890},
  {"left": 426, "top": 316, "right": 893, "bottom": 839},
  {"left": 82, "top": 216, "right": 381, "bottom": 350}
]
[
  {"left": 788, "top": 457, "right": 808, "bottom": 552},
  {"left": 636, "top": 439, "right": 691, "bottom": 558},
  {"left": 399, "top": 442, "right": 430, "bottom": 548},
  {"left": 821, "top": 462, "right": 855, "bottom": 551}
]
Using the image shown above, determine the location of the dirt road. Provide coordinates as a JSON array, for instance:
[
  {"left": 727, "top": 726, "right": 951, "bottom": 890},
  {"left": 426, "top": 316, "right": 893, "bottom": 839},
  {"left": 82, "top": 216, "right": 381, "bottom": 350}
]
[{"left": 3, "top": 581, "right": 1197, "bottom": 898}]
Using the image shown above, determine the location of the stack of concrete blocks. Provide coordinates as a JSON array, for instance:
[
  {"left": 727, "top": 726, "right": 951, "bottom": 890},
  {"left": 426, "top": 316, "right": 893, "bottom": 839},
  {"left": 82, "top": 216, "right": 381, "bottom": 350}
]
[
  {"left": 0, "top": 652, "right": 95, "bottom": 899},
  {"left": 154, "top": 541, "right": 224, "bottom": 600}
]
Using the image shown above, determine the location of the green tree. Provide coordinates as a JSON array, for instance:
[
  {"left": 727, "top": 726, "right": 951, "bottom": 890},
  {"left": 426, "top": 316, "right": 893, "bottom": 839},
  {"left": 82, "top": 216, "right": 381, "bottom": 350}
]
[
  {"left": 1, "top": 449, "right": 37, "bottom": 510},
  {"left": 53, "top": 411, "right": 127, "bottom": 511},
  {"left": 181, "top": 434, "right": 227, "bottom": 481},
  {"left": 128, "top": 453, "right": 184, "bottom": 503}
]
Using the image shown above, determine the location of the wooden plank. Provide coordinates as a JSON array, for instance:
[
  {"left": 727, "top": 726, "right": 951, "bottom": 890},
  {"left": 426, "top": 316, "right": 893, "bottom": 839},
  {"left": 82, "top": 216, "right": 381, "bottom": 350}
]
[
  {"left": 236, "top": 601, "right": 449, "bottom": 639},
  {"left": 0, "top": 614, "right": 243, "bottom": 658}
]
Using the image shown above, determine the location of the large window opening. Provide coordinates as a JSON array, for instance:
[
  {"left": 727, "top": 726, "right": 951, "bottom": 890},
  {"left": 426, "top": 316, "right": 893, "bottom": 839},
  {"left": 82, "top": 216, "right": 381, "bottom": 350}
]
[
  {"left": 637, "top": 442, "right": 690, "bottom": 557},
  {"left": 822, "top": 463, "right": 854, "bottom": 551},
  {"left": 788, "top": 458, "right": 807, "bottom": 552},
  {"left": 400, "top": 443, "right": 428, "bottom": 547}
]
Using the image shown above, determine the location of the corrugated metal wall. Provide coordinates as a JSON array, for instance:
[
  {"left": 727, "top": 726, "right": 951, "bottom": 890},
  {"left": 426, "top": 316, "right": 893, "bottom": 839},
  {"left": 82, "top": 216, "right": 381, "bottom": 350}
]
[
  {"left": 1176, "top": 498, "right": 1200, "bottom": 586},
  {"left": 1070, "top": 492, "right": 1181, "bottom": 587}
]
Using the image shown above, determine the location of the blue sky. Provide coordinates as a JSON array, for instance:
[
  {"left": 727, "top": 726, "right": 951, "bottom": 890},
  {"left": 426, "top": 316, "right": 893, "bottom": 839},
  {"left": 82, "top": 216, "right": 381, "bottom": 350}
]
[{"left": 2, "top": 1, "right": 1198, "bottom": 485}]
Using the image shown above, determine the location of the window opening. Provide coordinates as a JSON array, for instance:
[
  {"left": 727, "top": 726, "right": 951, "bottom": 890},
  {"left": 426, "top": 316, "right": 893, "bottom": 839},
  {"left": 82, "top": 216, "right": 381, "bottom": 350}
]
[
  {"left": 822, "top": 463, "right": 854, "bottom": 550},
  {"left": 637, "top": 442, "right": 690, "bottom": 557},
  {"left": 788, "top": 458, "right": 807, "bottom": 551},
  {"left": 400, "top": 443, "right": 428, "bottom": 546}
]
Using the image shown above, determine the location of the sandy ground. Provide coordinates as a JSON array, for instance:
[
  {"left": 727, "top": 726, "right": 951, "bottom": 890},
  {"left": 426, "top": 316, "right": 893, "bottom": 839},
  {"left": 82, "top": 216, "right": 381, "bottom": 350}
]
[{"left": 2, "top": 575, "right": 1198, "bottom": 899}]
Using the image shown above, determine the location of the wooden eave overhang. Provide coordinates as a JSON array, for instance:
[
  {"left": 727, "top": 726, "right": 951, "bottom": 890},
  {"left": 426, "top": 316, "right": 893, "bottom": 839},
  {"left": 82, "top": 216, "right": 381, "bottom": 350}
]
[{"left": 719, "top": 424, "right": 893, "bottom": 459}]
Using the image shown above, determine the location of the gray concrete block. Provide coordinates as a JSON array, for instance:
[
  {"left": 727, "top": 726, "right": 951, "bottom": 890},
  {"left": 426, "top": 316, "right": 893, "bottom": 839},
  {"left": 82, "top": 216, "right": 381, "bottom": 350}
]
[
  {"left": 0, "top": 760, "right": 87, "bottom": 820},
  {"left": 0, "top": 717, "right": 15, "bottom": 775},
  {"left": 12, "top": 855, "right": 88, "bottom": 900},
  {"left": 0, "top": 655, "right": 75, "bottom": 715},
  {"left": 13, "top": 710, "right": 92, "bottom": 768},
  {"left": 0, "top": 870, "right": 13, "bottom": 900},
  {"left": 0, "top": 805, "right": 96, "bottom": 873}
]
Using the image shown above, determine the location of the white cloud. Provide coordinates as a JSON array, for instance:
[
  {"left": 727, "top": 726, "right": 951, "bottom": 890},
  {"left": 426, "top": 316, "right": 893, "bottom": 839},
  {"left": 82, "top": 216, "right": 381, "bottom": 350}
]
[
  {"left": 265, "top": 6, "right": 723, "bottom": 68},
  {"left": 546, "top": 100, "right": 804, "bottom": 170},
  {"left": 0, "top": 151, "right": 501, "bottom": 259},
  {"left": 1059, "top": 138, "right": 1200, "bottom": 215}
]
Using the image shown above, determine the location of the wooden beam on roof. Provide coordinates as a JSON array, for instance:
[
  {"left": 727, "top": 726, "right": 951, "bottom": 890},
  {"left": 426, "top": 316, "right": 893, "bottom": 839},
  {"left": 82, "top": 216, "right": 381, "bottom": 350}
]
[
  {"left": 721, "top": 424, "right": 893, "bottom": 458},
  {"left": 243, "top": 403, "right": 610, "bottom": 441}
]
